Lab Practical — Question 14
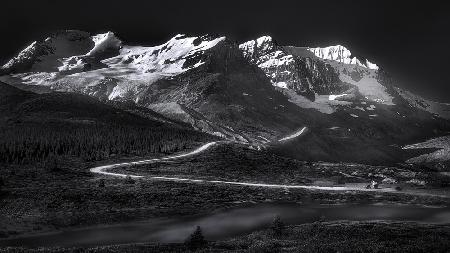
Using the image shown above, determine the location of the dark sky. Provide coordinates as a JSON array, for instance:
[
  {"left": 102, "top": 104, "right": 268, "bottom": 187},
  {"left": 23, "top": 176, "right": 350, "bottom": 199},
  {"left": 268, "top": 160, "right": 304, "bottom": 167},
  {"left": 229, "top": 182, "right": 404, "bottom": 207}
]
[{"left": 2, "top": 0, "right": 449, "bottom": 101}]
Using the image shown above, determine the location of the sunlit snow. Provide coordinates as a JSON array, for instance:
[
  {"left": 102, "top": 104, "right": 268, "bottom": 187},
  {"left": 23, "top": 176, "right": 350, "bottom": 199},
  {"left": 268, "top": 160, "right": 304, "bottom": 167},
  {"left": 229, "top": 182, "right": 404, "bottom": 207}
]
[
  {"left": 308, "top": 45, "right": 379, "bottom": 70},
  {"left": 3, "top": 33, "right": 226, "bottom": 100}
]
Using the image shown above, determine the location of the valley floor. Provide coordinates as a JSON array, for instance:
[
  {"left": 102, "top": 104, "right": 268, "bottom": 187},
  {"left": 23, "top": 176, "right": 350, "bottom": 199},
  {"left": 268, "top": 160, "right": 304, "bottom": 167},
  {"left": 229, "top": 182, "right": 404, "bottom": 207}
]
[{"left": 1, "top": 142, "right": 450, "bottom": 251}]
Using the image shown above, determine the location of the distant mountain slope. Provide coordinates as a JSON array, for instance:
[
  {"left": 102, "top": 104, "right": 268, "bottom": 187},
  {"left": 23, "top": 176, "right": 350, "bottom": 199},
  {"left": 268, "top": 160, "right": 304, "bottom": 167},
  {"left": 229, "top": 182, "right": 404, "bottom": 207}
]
[
  {"left": 1, "top": 31, "right": 449, "bottom": 164},
  {"left": 0, "top": 81, "right": 35, "bottom": 112},
  {"left": 395, "top": 87, "right": 450, "bottom": 120},
  {"left": 0, "top": 81, "right": 161, "bottom": 126},
  {"left": 0, "top": 81, "right": 198, "bottom": 131},
  {"left": 239, "top": 36, "right": 449, "bottom": 119},
  {"left": 403, "top": 136, "right": 450, "bottom": 166}
]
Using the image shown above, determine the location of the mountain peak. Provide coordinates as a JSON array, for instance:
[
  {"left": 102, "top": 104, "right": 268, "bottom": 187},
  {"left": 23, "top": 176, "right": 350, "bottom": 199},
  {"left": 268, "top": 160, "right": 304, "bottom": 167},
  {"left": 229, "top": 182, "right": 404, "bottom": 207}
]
[
  {"left": 239, "top": 35, "right": 276, "bottom": 60},
  {"left": 87, "top": 31, "right": 122, "bottom": 56},
  {"left": 1, "top": 41, "right": 40, "bottom": 71},
  {"left": 255, "top": 35, "right": 273, "bottom": 44},
  {"left": 307, "top": 45, "right": 379, "bottom": 70},
  {"left": 1, "top": 30, "right": 119, "bottom": 73}
]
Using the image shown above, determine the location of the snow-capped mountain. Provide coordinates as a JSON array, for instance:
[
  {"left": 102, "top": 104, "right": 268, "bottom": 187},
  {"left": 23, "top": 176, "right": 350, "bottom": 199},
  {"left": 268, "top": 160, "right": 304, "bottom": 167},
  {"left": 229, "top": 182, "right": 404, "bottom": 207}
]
[
  {"left": 2, "top": 30, "right": 121, "bottom": 74},
  {"left": 1, "top": 30, "right": 449, "bottom": 164},
  {"left": 239, "top": 36, "right": 397, "bottom": 113},
  {"left": 1, "top": 31, "right": 225, "bottom": 100},
  {"left": 1, "top": 30, "right": 304, "bottom": 142},
  {"left": 238, "top": 36, "right": 450, "bottom": 120},
  {"left": 3, "top": 31, "right": 447, "bottom": 120}
]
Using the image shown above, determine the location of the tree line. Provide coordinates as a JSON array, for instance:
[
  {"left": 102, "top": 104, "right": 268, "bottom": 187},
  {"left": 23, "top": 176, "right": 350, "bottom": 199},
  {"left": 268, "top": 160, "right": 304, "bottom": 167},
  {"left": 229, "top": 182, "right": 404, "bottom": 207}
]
[{"left": 0, "top": 123, "right": 210, "bottom": 165}]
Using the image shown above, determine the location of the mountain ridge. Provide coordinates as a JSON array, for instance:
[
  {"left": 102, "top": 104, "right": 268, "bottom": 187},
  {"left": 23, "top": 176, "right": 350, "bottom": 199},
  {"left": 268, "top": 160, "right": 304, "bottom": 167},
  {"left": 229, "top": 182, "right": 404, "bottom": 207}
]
[{"left": 1, "top": 30, "right": 449, "bottom": 164}]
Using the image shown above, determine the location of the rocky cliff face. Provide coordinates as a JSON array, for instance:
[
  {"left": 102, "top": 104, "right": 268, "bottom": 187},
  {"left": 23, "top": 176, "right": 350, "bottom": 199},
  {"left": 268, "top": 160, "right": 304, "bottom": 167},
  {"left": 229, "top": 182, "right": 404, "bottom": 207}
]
[
  {"left": 239, "top": 36, "right": 402, "bottom": 113},
  {"left": 239, "top": 37, "right": 357, "bottom": 103}
]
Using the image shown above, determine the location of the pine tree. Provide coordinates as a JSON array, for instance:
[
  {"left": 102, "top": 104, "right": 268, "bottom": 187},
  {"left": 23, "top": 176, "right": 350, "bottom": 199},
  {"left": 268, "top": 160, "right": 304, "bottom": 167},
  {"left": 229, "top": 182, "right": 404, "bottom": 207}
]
[
  {"left": 98, "top": 179, "right": 105, "bottom": 188},
  {"left": 270, "top": 215, "right": 285, "bottom": 237},
  {"left": 185, "top": 226, "right": 207, "bottom": 250},
  {"left": 0, "top": 123, "right": 210, "bottom": 166},
  {"left": 0, "top": 177, "right": 4, "bottom": 193}
]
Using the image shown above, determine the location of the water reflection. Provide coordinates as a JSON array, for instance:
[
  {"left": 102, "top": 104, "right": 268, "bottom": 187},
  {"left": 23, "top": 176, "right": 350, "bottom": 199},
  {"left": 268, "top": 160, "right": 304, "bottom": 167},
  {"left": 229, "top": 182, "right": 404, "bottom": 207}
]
[{"left": 1, "top": 203, "right": 449, "bottom": 248}]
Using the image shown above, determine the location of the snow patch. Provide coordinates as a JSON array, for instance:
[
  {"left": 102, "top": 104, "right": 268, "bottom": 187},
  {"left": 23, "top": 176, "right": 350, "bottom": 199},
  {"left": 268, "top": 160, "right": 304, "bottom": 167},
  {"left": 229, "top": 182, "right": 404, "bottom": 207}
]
[
  {"left": 274, "top": 82, "right": 288, "bottom": 89},
  {"left": 339, "top": 69, "right": 394, "bottom": 105},
  {"left": 282, "top": 89, "right": 352, "bottom": 114},
  {"left": 329, "top": 93, "right": 348, "bottom": 101},
  {"left": 109, "top": 35, "right": 225, "bottom": 76}
]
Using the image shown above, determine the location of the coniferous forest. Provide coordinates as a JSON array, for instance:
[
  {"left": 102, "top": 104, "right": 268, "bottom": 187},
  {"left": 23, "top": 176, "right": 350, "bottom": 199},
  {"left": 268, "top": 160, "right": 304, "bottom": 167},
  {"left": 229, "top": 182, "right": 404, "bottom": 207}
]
[
  {"left": 0, "top": 82, "right": 213, "bottom": 166},
  {"left": 0, "top": 123, "right": 210, "bottom": 165}
]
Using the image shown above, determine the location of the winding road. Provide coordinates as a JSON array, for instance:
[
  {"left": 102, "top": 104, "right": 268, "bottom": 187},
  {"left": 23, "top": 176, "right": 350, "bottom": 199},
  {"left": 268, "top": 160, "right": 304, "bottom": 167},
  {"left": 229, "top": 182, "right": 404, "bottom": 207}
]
[
  {"left": 90, "top": 141, "right": 370, "bottom": 191},
  {"left": 90, "top": 141, "right": 218, "bottom": 178},
  {"left": 88, "top": 139, "right": 450, "bottom": 197},
  {"left": 90, "top": 126, "right": 310, "bottom": 179}
]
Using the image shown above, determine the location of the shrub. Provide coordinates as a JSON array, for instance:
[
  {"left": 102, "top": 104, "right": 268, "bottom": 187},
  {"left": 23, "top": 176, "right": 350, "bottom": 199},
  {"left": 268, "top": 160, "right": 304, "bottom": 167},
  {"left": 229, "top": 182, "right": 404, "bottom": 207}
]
[{"left": 248, "top": 240, "right": 281, "bottom": 253}]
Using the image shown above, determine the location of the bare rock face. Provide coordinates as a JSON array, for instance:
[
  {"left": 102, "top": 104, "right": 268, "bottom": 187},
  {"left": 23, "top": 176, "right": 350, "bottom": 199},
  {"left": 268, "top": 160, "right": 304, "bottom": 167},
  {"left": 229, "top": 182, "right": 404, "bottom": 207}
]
[{"left": 239, "top": 37, "right": 352, "bottom": 101}]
